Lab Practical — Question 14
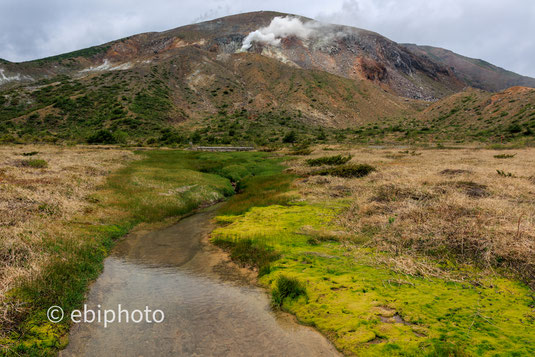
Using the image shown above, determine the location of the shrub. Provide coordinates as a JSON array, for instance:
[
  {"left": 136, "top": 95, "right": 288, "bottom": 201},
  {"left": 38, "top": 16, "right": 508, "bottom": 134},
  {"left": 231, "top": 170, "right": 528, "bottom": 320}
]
[
  {"left": 87, "top": 130, "right": 116, "bottom": 144},
  {"left": 22, "top": 151, "right": 39, "bottom": 156},
  {"left": 497, "top": 169, "right": 514, "bottom": 177},
  {"left": 494, "top": 153, "right": 516, "bottom": 159},
  {"left": 316, "top": 164, "right": 375, "bottom": 178},
  {"left": 291, "top": 146, "right": 313, "bottom": 155},
  {"left": 306, "top": 154, "right": 352, "bottom": 166},
  {"left": 282, "top": 130, "right": 297, "bottom": 144},
  {"left": 271, "top": 275, "right": 307, "bottom": 307},
  {"left": 508, "top": 124, "right": 522, "bottom": 133},
  {"left": 21, "top": 159, "right": 48, "bottom": 168}
]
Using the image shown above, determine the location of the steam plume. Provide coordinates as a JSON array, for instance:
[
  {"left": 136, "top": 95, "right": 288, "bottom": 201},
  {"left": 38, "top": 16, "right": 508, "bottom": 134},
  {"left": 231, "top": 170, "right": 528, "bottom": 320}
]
[{"left": 240, "top": 16, "right": 320, "bottom": 51}]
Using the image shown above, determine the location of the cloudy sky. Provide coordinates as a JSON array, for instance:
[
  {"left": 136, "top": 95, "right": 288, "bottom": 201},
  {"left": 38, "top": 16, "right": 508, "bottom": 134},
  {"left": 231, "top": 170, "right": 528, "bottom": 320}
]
[{"left": 1, "top": 0, "right": 534, "bottom": 77}]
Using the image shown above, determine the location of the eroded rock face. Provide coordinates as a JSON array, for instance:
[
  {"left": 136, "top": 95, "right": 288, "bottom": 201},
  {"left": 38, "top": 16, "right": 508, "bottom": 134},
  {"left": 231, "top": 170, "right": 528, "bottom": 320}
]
[{"left": 0, "top": 11, "right": 530, "bottom": 100}]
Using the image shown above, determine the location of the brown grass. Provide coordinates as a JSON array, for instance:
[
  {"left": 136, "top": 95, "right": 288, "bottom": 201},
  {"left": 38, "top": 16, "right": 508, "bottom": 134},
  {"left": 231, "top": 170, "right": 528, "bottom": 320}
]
[
  {"left": 290, "top": 146, "right": 535, "bottom": 286},
  {"left": 0, "top": 145, "right": 134, "bottom": 327}
]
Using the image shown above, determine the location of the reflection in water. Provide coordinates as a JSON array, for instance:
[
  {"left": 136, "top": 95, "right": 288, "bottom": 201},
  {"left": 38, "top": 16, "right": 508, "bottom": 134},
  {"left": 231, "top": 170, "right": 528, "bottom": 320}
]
[{"left": 61, "top": 207, "right": 339, "bottom": 356}]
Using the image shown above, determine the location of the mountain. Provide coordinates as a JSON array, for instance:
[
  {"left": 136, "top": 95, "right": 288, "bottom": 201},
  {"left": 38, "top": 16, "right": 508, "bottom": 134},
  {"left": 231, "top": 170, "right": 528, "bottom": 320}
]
[
  {"left": 0, "top": 11, "right": 534, "bottom": 145},
  {"left": 402, "top": 44, "right": 535, "bottom": 92},
  {"left": 416, "top": 86, "right": 535, "bottom": 142},
  {"left": 0, "top": 11, "right": 466, "bottom": 100}
]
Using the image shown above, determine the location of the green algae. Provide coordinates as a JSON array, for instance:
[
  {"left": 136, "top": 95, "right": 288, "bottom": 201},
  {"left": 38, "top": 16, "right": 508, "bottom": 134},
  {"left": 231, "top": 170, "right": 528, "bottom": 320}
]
[{"left": 213, "top": 202, "right": 535, "bottom": 356}]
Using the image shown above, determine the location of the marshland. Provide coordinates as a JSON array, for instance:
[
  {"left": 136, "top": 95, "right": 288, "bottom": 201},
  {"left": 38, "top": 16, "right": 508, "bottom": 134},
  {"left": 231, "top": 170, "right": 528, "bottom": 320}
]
[{"left": 0, "top": 144, "right": 533, "bottom": 356}]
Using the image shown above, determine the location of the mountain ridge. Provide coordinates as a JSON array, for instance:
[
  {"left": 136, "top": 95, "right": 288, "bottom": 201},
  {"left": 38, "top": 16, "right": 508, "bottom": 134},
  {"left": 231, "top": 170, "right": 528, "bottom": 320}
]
[
  {"left": 0, "top": 11, "right": 534, "bottom": 145},
  {"left": 402, "top": 44, "right": 535, "bottom": 92},
  {"left": 1, "top": 11, "right": 533, "bottom": 98}
]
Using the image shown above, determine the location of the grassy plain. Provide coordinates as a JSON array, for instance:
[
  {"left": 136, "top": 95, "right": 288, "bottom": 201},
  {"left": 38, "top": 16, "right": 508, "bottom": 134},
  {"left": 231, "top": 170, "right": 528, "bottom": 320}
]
[
  {"left": 0, "top": 147, "right": 282, "bottom": 355},
  {"left": 212, "top": 146, "right": 535, "bottom": 356},
  {"left": 1, "top": 145, "right": 534, "bottom": 356}
]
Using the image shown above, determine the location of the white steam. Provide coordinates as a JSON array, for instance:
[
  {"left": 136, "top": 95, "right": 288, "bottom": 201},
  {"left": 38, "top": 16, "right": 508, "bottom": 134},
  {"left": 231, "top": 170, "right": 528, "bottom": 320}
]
[
  {"left": 0, "top": 68, "right": 32, "bottom": 84},
  {"left": 240, "top": 16, "right": 321, "bottom": 51}
]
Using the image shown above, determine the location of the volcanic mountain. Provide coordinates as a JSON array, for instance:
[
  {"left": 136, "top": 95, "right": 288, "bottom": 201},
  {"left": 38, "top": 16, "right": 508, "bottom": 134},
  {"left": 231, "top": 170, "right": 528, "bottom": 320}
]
[{"left": 0, "top": 11, "right": 534, "bottom": 145}]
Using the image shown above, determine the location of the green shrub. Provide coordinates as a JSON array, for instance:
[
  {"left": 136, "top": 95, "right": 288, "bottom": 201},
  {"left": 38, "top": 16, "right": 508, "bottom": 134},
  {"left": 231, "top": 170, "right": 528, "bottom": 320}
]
[
  {"left": 306, "top": 154, "right": 352, "bottom": 166},
  {"left": 271, "top": 275, "right": 307, "bottom": 307},
  {"left": 291, "top": 146, "right": 313, "bottom": 155},
  {"left": 508, "top": 124, "right": 522, "bottom": 134},
  {"left": 87, "top": 130, "right": 116, "bottom": 144},
  {"left": 316, "top": 164, "right": 375, "bottom": 178},
  {"left": 494, "top": 153, "right": 516, "bottom": 159},
  {"left": 22, "top": 151, "right": 39, "bottom": 156},
  {"left": 21, "top": 159, "right": 48, "bottom": 168},
  {"left": 282, "top": 130, "right": 297, "bottom": 144}
]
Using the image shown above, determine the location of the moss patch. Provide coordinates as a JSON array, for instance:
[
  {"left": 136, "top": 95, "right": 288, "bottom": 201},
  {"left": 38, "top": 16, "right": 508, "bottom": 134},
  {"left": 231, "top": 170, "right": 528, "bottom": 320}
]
[{"left": 213, "top": 201, "right": 535, "bottom": 356}]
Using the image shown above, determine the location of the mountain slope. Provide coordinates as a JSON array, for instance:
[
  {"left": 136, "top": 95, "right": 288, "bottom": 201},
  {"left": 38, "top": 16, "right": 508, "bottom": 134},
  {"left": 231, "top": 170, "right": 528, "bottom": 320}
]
[
  {"left": 0, "top": 11, "right": 465, "bottom": 99},
  {"left": 416, "top": 86, "right": 535, "bottom": 142},
  {"left": 402, "top": 44, "right": 535, "bottom": 92},
  {"left": 0, "top": 11, "right": 534, "bottom": 145},
  {"left": 0, "top": 43, "right": 415, "bottom": 145}
]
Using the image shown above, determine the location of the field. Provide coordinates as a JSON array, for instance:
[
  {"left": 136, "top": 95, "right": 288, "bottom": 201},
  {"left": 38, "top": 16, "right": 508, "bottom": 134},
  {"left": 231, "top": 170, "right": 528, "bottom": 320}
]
[
  {"left": 1, "top": 145, "right": 534, "bottom": 356},
  {"left": 212, "top": 146, "right": 535, "bottom": 355}
]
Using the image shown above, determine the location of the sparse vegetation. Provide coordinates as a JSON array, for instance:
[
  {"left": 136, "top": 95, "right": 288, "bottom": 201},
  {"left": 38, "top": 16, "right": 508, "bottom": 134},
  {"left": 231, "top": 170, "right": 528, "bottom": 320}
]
[
  {"left": 271, "top": 275, "right": 307, "bottom": 308},
  {"left": 19, "top": 158, "right": 48, "bottom": 168},
  {"left": 315, "top": 163, "right": 375, "bottom": 178},
  {"left": 212, "top": 147, "right": 535, "bottom": 355},
  {"left": 306, "top": 154, "right": 352, "bottom": 166},
  {"left": 0, "top": 148, "right": 283, "bottom": 355},
  {"left": 494, "top": 153, "right": 516, "bottom": 159},
  {"left": 212, "top": 239, "right": 280, "bottom": 276},
  {"left": 497, "top": 169, "right": 515, "bottom": 177}
]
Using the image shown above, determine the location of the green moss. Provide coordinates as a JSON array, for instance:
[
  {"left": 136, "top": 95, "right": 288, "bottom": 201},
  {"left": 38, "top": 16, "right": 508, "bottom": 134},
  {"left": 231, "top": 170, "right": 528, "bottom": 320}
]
[{"left": 212, "top": 201, "right": 535, "bottom": 356}]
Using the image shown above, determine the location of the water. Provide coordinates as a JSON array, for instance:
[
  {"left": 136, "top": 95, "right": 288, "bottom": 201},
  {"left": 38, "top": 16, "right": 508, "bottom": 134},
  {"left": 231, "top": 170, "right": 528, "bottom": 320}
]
[{"left": 61, "top": 206, "right": 339, "bottom": 356}]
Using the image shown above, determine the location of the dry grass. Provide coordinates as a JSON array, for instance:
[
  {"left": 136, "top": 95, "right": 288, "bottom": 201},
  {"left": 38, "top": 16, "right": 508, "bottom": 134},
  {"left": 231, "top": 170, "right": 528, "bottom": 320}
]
[
  {"left": 290, "top": 146, "right": 535, "bottom": 286},
  {"left": 0, "top": 145, "right": 134, "bottom": 327}
]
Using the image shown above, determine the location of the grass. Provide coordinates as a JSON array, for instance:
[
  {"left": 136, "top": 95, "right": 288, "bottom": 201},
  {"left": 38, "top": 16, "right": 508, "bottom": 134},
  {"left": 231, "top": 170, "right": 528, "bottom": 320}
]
[
  {"left": 212, "top": 196, "right": 535, "bottom": 356},
  {"left": 271, "top": 275, "right": 307, "bottom": 308},
  {"left": 212, "top": 239, "right": 280, "bottom": 277},
  {"left": 20, "top": 159, "right": 47, "bottom": 168},
  {"left": 3, "top": 145, "right": 535, "bottom": 355},
  {"left": 211, "top": 146, "right": 535, "bottom": 356},
  {"left": 217, "top": 173, "right": 295, "bottom": 216},
  {"left": 306, "top": 154, "right": 352, "bottom": 166},
  {"left": 0, "top": 147, "right": 283, "bottom": 355},
  {"left": 315, "top": 163, "right": 376, "bottom": 178},
  {"left": 494, "top": 153, "right": 516, "bottom": 159}
]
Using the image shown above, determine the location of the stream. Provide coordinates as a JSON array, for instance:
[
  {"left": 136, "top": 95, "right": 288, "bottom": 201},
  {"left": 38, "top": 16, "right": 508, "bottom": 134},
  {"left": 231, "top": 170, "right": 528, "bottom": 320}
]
[{"left": 60, "top": 204, "right": 339, "bottom": 356}]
